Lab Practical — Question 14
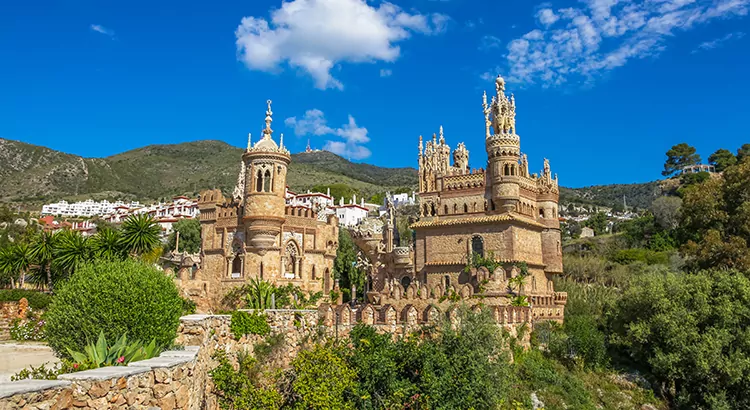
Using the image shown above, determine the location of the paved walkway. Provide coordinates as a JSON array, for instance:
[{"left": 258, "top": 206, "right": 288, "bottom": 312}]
[{"left": 0, "top": 342, "right": 59, "bottom": 383}]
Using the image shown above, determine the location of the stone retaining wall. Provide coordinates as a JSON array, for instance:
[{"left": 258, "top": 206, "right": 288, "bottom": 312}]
[
  {"left": 0, "top": 302, "right": 20, "bottom": 341},
  {"left": 0, "top": 306, "right": 532, "bottom": 409}
]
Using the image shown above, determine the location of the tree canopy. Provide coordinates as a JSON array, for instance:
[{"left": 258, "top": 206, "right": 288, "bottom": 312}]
[
  {"left": 166, "top": 218, "right": 201, "bottom": 254},
  {"left": 662, "top": 143, "right": 701, "bottom": 177},
  {"left": 708, "top": 148, "right": 737, "bottom": 172}
]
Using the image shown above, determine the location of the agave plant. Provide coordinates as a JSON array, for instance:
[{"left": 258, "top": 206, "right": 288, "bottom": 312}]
[
  {"left": 66, "top": 331, "right": 160, "bottom": 368},
  {"left": 243, "top": 277, "right": 276, "bottom": 309}
]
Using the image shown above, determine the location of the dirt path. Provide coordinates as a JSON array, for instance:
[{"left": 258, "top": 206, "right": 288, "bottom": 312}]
[{"left": 0, "top": 342, "right": 59, "bottom": 383}]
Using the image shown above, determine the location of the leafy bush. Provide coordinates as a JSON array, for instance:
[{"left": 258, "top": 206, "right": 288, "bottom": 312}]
[
  {"left": 230, "top": 310, "right": 271, "bottom": 339},
  {"left": 66, "top": 331, "right": 160, "bottom": 368},
  {"left": 44, "top": 259, "right": 184, "bottom": 358},
  {"left": 289, "top": 344, "right": 357, "bottom": 410},
  {"left": 608, "top": 269, "right": 750, "bottom": 409},
  {"left": 209, "top": 349, "right": 282, "bottom": 410},
  {"left": 0, "top": 289, "right": 53, "bottom": 309},
  {"left": 181, "top": 297, "right": 196, "bottom": 315},
  {"left": 609, "top": 248, "right": 669, "bottom": 265},
  {"left": 549, "top": 315, "right": 608, "bottom": 370}
]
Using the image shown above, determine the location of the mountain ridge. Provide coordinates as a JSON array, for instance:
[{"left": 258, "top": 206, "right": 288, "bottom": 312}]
[{"left": 0, "top": 138, "right": 661, "bottom": 210}]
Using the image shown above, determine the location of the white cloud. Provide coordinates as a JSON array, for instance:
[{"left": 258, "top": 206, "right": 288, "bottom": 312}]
[
  {"left": 536, "top": 8, "right": 559, "bottom": 27},
  {"left": 502, "top": 0, "right": 750, "bottom": 87},
  {"left": 479, "top": 35, "right": 502, "bottom": 50},
  {"left": 90, "top": 24, "right": 114, "bottom": 37},
  {"left": 693, "top": 31, "right": 745, "bottom": 52},
  {"left": 285, "top": 110, "right": 371, "bottom": 159},
  {"left": 235, "top": 0, "right": 449, "bottom": 90},
  {"left": 380, "top": 68, "right": 393, "bottom": 77}
]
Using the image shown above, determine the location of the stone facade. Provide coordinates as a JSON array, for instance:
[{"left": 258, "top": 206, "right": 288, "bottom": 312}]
[
  {"left": 355, "top": 76, "right": 566, "bottom": 321},
  {"left": 181, "top": 101, "right": 339, "bottom": 311}
]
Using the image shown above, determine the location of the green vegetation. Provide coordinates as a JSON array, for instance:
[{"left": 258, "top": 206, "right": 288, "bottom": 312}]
[
  {"left": 662, "top": 142, "right": 701, "bottom": 177},
  {"left": 0, "top": 289, "right": 53, "bottom": 309},
  {"left": 44, "top": 258, "right": 184, "bottom": 358},
  {"left": 222, "top": 278, "right": 323, "bottom": 310},
  {"left": 230, "top": 311, "right": 271, "bottom": 338},
  {"left": 0, "top": 139, "right": 417, "bottom": 204},
  {"left": 333, "top": 228, "right": 364, "bottom": 303},
  {"left": 66, "top": 331, "right": 160, "bottom": 369},
  {"left": 165, "top": 218, "right": 201, "bottom": 253},
  {"left": 210, "top": 307, "right": 662, "bottom": 410}
]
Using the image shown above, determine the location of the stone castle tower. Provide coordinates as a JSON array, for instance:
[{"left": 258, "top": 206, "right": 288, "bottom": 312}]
[
  {"left": 187, "top": 100, "right": 338, "bottom": 311},
  {"left": 408, "top": 75, "right": 565, "bottom": 320}
]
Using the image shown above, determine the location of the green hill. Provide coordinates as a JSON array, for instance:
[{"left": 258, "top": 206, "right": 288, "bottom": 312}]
[
  {"left": 0, "top": 138, "right": 417, "bottom": 205},
  {"left": 0, "top": 138, "right": 663, "bottom": 210}
]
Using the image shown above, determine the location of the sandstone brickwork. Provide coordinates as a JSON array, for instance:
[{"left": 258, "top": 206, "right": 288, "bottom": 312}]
[{"left": 181, "top": 101, "right": 339, "bottom": 311}]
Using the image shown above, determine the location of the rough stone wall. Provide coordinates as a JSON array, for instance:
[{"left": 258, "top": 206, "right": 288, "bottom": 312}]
[
  {"left": 0, "top": 347, "right": 203, "bottom": 410},
  {"left": 0, "top": 309, "right": 535, "bottom": 409},
  {"left": 0, "top": 302, "right": 20, "bottom": 341}
]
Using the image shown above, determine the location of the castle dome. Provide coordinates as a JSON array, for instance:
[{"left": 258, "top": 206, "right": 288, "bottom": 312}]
[{"left": 254, "top": 135, "right": 278, "bottom": 151}]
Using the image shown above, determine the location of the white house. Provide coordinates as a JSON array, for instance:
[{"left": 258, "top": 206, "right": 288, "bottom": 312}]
[
  {"left": 42, "top": 199, "right": 141, "bottom": 218},
  {"left": 335, "top": 204, "right": 369, "bottom": 227}
]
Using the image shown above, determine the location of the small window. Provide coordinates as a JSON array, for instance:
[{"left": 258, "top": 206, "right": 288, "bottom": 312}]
[
  {"left": 401, "top": 276, "right": 412, "bottom": 289},
  {"left": 471, "top": 235, "right": 484, "bottom": 257},
  {"left": 444, "top": 275, "right": 451, "bottom": 288},
  {"left": 232, "top": 257, "right": 242, "bottom": 275}
]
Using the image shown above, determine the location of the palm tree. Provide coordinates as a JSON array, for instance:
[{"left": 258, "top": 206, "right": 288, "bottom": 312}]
[
  {"left": 120, "top": 214, "right": 161, "bottom": 257},
  {"left": 30, "top": 231, "right": 57, "bottom": 292},
  {"left": 90, "top": 227, "right": 126, "bottom": 260},
  {"left": 2, "top": 243, "right": 33, "bottom": 288},
  {"left": 53, "top": 230, "right": 92, "bottom": 279},
  {"left": 0, "top": 246, "right": 16, "bottom": 288}
]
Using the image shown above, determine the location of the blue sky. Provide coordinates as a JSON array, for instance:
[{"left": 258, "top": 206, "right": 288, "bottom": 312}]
[{"left": 0, "top": 0, "right": 748, "bottom": 187}]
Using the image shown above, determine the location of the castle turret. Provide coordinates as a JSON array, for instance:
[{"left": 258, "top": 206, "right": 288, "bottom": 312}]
[
  {"left": 485, "top": 75, "right": 520, "bottom": 213},
  {"left": 242, "top": 100, "right": 291, "bottom": 248}
]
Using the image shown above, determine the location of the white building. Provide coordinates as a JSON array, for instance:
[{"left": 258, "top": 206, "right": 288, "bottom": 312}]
[
  {"left": 42, "top": 199, "right": 141, "bottom": 218},
  {"left": 378, "top": 192, "right": 417, "bottom": 216},
  {"left": 103, "top": 196, "right": 199, "bottom": 237},
  {"left": 335, "top": 204, "right": 369, "bottom": 227},
  {"left": 285, "top": 188, "right": 334, "bottom": 211}
]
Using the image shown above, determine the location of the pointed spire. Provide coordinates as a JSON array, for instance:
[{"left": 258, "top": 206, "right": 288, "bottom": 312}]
[
  {"left": 279, "top": 133, "right": 284, "bottom": 148},
  {"left": 418, "top": 135, "right": 423, "bottom": 155},
  {"left": 262, "top": 99, "right": 273, "bottom": 139},
  {"left": 439, "top": 125, "right": 445, "bottom": 144},
  {"left": 246, "top": 133, "right": 252, "bottom": 150}
]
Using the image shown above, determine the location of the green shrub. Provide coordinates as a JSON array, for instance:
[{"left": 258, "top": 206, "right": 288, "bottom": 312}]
[
  {"left": 66, "top": 331, "right": 160, "bottom": 368},
  {"left": 609, "top": 248, "right": 669, "bottom": 265},
  {"left": 0, "top": 289, "right": 53, "bottom": 310},
  {"left": 230, "top": 310, "right": 271, "bottom": 339},
  {"left": 44, "top": 259, "right": 183, "bottom": 358},
  {"left": 290, "top": 344, "right": 357, "bottom": 410},
  {"left": 209, "top": 349, "right": 282, "bottom": 410},
  {"left": 181, "top": 297, "right": 196, "bottom": 315},
  {"left": 549, "top": 315, "right": 609, "bottom": 370}
]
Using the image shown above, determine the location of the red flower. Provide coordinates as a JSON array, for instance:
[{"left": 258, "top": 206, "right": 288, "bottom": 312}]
[
  {"left": 73, "top": 363, "right": 79, "bottom": 370},
  {"left": 117, "top": 356, "right": 125, "bottom": 364}
]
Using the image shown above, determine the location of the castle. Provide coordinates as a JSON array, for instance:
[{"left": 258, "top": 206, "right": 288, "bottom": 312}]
[
  {"left": 180, "top": 101, "right": 339, "bottom": 311},
  {"left": 179, "top": 77, "right": 565, "bottom": 322},
  {"left": 353, "top": 75, "right": 566, "bottom": 321}
]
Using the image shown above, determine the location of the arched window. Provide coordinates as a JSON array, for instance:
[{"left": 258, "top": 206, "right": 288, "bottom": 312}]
[
  {"left": 453, "top": 204, "right": 458, "bottom": 213},
  {"left": 444, "top": 275, "right": 451, "bottom": 288},
  {"left": 312, "top": 266, "right": 317, "bottom": 280},
  {"left": 324, "top": 268, "right": 331, "bottom": 292},
  {"left": 471, "top": 235, "right": 484, "bottom": 257},
  {"left": 431, "top": 203, "right": 437, "bottom": 216},
  {"left": 260, "top": 262, "right": 264, "bottom": 279},
  {"left": 284, "top": 241, "right": 299, "bottom": 278},
  {"left": 191, "top": 264, "right": 198, "bottom": 280},
  {"left": 539, "top": 209, "right": 545, "bottom": 218},
  {"left": 401, "top": 276, "right": 412, "bottom": 289},
  {"left": 511, "top": 165, "right": 516, "bottom": 176},
  {"left": 263, "top": 169, "right": 272, "bottom": 192},
  {"left": 504, "top": 164, "right": 510, "bottom": 175},
  {"left": 463, "top": 203, "right": 468, "bottom": 213},
  {"left": 491, "top": 200, "right": 496, "bottom": 211},
  {"left": 256, "top": 169, "right": 263, "bottom": 192},
  {"left": 444, "top": 205, "right": 449, "bottom": 215},
  {"left": 423, "top": 204, "right": 429, "bottom": 216},
  {"left": 231, "top": 257, "right": 242, "bottom": 276}
]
